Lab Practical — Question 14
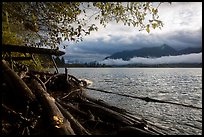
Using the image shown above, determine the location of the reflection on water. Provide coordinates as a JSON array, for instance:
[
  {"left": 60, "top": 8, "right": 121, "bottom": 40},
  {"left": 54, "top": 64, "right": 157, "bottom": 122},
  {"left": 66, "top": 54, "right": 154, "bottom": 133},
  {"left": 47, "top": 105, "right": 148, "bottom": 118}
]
[{"left": 52, "top": 68, "right": 202, "bottom": 135}]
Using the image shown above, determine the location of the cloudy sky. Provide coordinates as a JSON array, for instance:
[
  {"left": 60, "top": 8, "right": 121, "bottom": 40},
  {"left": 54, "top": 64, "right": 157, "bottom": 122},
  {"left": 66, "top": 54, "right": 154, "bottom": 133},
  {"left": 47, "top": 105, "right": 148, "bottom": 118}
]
[{"left": 61, "top": 2, "right": 202, "bottom": 64}]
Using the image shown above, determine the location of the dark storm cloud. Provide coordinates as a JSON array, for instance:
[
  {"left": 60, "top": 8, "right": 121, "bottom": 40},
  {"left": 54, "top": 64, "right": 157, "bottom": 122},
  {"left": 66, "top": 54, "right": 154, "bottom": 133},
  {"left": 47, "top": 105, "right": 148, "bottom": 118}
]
[
  {"left": 64, "top": 27, "right": 202, "bottom": 62},
  {"left": 163, "top": 28, "right": 202, "bottom": 50},
  {"left": 62, "top": 2, "right": 202, "bottom": 63}
]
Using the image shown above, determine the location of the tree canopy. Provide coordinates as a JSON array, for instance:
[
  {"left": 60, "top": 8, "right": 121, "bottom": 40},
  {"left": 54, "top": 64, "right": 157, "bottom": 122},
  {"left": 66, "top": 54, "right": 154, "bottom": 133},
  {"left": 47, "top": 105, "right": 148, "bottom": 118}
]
[{"left": 2, "top": 2, "right": 168, "bottom": 49}]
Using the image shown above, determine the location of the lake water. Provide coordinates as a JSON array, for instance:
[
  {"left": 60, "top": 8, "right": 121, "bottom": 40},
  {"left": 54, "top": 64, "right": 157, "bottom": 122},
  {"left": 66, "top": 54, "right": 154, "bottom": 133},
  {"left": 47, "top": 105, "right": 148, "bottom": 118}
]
[{"left": 52, "top": 67, "right": 202, "bottom": 135}]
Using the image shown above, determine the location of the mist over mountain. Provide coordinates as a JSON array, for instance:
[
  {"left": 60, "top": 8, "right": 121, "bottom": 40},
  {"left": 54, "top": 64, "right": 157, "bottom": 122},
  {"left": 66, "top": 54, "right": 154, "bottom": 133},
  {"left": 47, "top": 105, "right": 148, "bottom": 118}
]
[{"left": 105, "top": 44, "right": 202, "bottom": 61}]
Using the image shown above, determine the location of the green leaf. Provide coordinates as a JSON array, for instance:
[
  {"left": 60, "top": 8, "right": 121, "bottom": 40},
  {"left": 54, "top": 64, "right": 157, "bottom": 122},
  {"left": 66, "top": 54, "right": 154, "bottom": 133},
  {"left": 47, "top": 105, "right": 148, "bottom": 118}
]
[
  {"left": 146, "top": 24, "right": 150, "bottom": 33},
  {"left": 152, "top": 23, "right": 157, "bottom": 29}
]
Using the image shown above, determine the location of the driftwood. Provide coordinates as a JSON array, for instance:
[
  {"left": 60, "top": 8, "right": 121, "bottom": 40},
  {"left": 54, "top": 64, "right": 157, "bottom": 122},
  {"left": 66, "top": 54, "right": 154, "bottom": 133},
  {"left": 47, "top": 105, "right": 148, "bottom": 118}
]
[
  {"left": 83, "top": 94, "right": 127, "bottom": 114},
  {"left": 57, "top": 100, "right": 89, "bottom": 119},
  {"left": 79, "top": 101, "right": 134, "bottom": 126},
  {"left": 56, "top": 101, "right": 91, "bottom": 135},
  {"left": 2, "top": 60, "right": 169, "bottom": 135},
  {"left": 29, "top": 69, "right": 55, "bottom": 76},
  {"left": 2, "top": 60, "right": 35, "bottom": 103},
  {"left": 30, "top": 78, "right": 75, "bottom": 135},
  {"left": 2, "top": 44, "right": 65, "bottom": 56},
  {"left": 81, "top": 95, "right": 142, "bottom": 124},
  {"left": 84, "top": 94, "right": 168, "bottom": 135},
  {"left": 83, "top": 89, "right": 170, "bottom": 135}
]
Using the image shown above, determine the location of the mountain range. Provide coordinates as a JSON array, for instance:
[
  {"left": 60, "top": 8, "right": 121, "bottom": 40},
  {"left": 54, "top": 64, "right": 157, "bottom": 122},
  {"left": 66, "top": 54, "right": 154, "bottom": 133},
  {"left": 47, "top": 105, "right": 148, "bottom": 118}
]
[{"left": 104, "top": 44, "right": 202, "bottom": 61}]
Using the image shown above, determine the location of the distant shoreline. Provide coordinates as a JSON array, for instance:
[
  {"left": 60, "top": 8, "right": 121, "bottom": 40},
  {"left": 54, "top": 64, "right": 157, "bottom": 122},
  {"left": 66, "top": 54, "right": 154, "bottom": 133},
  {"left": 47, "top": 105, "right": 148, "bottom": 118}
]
[{"left": 57, "top": 63, "right": 202, "bottom": 68}]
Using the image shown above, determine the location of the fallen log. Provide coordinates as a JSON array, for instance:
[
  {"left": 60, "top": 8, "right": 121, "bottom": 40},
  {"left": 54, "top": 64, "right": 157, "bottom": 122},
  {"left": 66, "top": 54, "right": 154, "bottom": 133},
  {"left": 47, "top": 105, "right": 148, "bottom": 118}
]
[
  {"left": 30, "top": 79, "right": 75, "bottom": 135},
  {"left": 83, "top": 94, "right": 127, "bottom": 114},
  {"left": 2, "top": 44, "right": 65, "bottom": 56},
  {"left": 57, "top": 99, "right": 88, "bottom": 119},
  {"left": 2, "top": 60, "right": 36, "bottom": 103},
  {"left": 122, "top": 112, "right": 167, "bottom": 135},
  {"left": 79, "top": 101, "right": 133, "bottom": 126},
  {"left": 56, "top": 101, "right": 91, "bottom": 135},
  {"left": 82, "top": 95, "right": 147, "bottom": 127},
  {"left": 29, "top": 69, "right": 55, "bottom": 76},
  {"left": 84, "top": 93, "right": 167, "bottom": 135}
]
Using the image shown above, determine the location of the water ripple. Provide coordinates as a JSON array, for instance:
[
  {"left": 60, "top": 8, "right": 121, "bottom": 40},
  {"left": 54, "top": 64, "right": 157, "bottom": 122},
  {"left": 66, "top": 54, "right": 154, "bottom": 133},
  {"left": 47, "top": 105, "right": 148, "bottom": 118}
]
[{"left": 56, "top": 68, "right": 202, "bottom": 135}]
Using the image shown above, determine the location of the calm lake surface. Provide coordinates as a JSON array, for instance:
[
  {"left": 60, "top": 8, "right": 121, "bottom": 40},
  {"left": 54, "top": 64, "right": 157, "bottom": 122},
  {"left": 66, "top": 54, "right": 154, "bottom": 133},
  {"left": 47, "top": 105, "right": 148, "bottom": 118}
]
[{"left": 52, "top": 68, "right": 202, "bottom": 135}]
